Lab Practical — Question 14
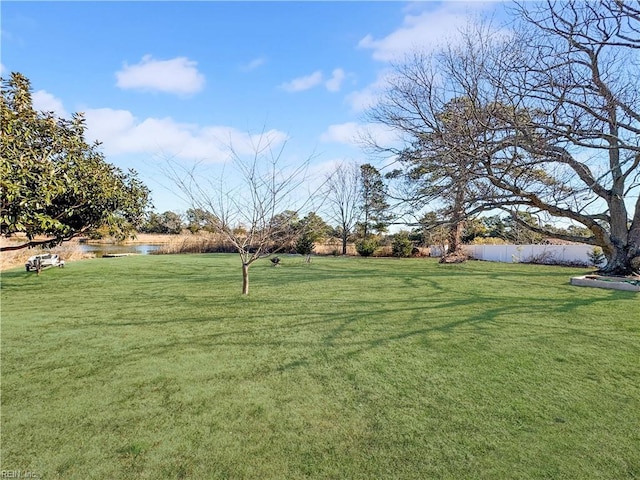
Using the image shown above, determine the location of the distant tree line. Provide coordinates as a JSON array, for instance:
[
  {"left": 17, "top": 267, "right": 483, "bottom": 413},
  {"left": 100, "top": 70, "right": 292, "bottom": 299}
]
[{"left": 138, "top": 203, "right": 592, "bottom": 258}]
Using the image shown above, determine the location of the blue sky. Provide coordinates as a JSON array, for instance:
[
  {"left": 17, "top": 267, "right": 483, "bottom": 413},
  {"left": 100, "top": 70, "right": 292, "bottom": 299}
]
[{"left": 1, "top": 1, "right": 505, "bottom": 214}]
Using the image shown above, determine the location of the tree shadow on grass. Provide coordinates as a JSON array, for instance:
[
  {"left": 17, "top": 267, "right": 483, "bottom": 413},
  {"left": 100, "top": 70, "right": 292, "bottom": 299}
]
[
  {"left": 43, "top": 283, "right": 635, "bottom": 383},
  {"left": 4, "top": 256, "right": 636, "bottom": 379}
]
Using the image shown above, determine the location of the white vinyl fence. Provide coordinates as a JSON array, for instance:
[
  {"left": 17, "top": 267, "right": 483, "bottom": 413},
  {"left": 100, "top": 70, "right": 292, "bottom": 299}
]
[{"left": 432, "top": 244, "right": 598, "bottom": 266}]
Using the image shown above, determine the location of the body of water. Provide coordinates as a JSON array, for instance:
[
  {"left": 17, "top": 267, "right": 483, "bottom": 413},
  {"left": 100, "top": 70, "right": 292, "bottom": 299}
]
[{"left": 79, "top": 244, "right": 162, "bottom": 257}]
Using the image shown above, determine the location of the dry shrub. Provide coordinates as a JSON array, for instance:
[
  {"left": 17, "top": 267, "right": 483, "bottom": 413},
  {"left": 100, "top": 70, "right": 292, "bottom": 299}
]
[
  {"left": 470, "top": 237, "right": 508, "bottom": 245},
  {"left": 83, "top": 232, "right": 189, "bottom": 245},
  {"left": 152, "top": 233, "right": 235, "bottom": 254},
  {"left": 439, "top": 250, "right": 470, "bottom": 264},
  {"left": 412, "top": 247, "right": 431, "bottom": 257},
  {"left": 314, "top": 242, "right": 357, "bottom": 256},
  {"left": 372, "top": 245, "right": 393, "bottom": 257},
  {"left": 83, "top": 232, "right": 235, "bottom": 255},
  {"left": 521, "top": 251, "right": 589, "bottom": 267}
]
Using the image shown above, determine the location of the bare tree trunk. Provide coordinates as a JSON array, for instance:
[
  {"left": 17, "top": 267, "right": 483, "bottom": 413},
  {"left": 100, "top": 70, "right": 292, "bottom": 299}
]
[
  {"left": 342, "top": 229, "right": 348, "bottom": 255},
  {"left": 242, "top": 263, "right": 249, "bottom": 296}
]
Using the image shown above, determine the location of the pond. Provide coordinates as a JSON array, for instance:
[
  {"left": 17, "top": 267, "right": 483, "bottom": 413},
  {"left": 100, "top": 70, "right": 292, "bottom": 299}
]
[{"left": 79, "top": 244, "right": 162, "bottom": 257}]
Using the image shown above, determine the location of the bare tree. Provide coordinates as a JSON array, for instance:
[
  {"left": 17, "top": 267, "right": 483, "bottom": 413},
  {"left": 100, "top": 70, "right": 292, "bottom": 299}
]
[
  {"left": 322, "top": 161, "right": 361, "bottom": 255},
  {"left": 169, "top": 132, "right": 320, "bottom": 294},
  {"left": 367, "top": 3, "right": 640, "bottom": 275}
]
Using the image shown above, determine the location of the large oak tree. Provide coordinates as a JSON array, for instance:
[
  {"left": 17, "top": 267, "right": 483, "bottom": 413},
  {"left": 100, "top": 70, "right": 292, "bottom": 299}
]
[{"left": 368, "top": 1, "right": 640, "bottom": 275}]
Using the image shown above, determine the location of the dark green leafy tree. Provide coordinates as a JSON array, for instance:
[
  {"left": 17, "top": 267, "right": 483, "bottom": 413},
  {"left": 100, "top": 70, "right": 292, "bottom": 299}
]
[
  {"left": 413, "top": 211, "right": 452, "bottom": 250},
  {"left": 461, "top": 217, "right": 489, "bottom": 244},
  {"left": 481, "top": 215, "right": 508, "bottom": 241},
  {"left": 141, "top": 211, "right": 184, "bottom": 234},
  {"left": 298, "top": 212, "right": 331, "bottom": 239},
  {"left": 503, "top": 212, "right": 545, "bottom": 245},
  {"left": 269, "top": 210, "right": 300, "bottom": 252},
  {"left": 388, "top": 97, "right": 498, "bottom": 254},
  {"left": 294, "top": 212, "right": 331, "bottom": 262},
  {"left": 359, "top": 164, "right": 392, "bottom": 238},
  {"left": 185, "top": 208, "right": 218, "bottom": 233},
  {"left": 0, "top": 73, "right": 150, "bottom": 251},
  {"left": 294, "top": 232, "right": 315, "bottom": 263}
]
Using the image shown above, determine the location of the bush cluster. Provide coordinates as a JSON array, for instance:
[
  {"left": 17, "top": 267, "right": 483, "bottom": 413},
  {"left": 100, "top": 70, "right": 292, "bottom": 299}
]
[
  {"left": 356, "top": 238, "right": 379, "bottom": 257},
  {"left": 392, "top": 232, "right": 413, "bottom": 257}
]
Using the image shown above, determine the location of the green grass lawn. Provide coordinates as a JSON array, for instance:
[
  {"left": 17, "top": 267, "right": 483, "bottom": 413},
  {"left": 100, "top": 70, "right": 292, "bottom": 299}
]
[{"left": 1, "top": 254, "right": 639, "bottom": 479}]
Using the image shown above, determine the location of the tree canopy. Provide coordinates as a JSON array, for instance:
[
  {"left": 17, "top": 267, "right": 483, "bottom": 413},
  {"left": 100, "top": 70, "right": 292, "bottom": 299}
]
[{"left": 1, "top": 73, "right": 150, "bottom": 251}]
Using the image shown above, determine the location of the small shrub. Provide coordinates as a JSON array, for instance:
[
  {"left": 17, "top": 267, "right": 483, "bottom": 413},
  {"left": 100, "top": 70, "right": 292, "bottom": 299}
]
[
  {"left": 295, "top": 234, "right": 315, "bottom": 263},
  {"left": 587, "top": 247, "right": 606, "bottom": 267},
  {"left": 392, "top": 232, "right": 413, "bottom": 257},
  {"left": 356, "top": 238, "right": 379, "bottom": 257}
]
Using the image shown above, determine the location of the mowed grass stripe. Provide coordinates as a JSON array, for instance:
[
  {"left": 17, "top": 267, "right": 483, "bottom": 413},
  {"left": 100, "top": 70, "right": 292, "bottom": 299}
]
[{"left": 1, "top": 254, "right": 638, "bottom": 479}]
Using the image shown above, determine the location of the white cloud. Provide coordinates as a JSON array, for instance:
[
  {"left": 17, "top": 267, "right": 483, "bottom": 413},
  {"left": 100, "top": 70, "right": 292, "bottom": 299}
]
[
  {"left": 32, "top": 90, "right": 69, "bottom": 118},
  {"left": 240, "top": 57, "right": 267, "bottom": 72},
  {"left": 320, "top": 122, "right": 361, "bottom": 145},
  {"left": 115, "top": 55, "right": 205, "bottom": 95},
  {"left": 83, "top": 107, "right": 287, "bottom": 162},
  {"left": 345, "top": 86, "right": 378, "bottom": 113},
  {"left": 279, "top": 70, "right": 323, "bottom": 92},
  {"left": 358, "top": 4, "right": 478, "bottom": 61},
  {"left": 320, "top": 122, "right": 397, "bottom": 147},
  {"left": 325, "top": 68, "right": 346, "bottom": 92},
  {"left": 345, "top": 70, "right": 393, "bottom": 113},
  {"left": 280, "top": 68, "right": 351, "bottom": 93}
]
